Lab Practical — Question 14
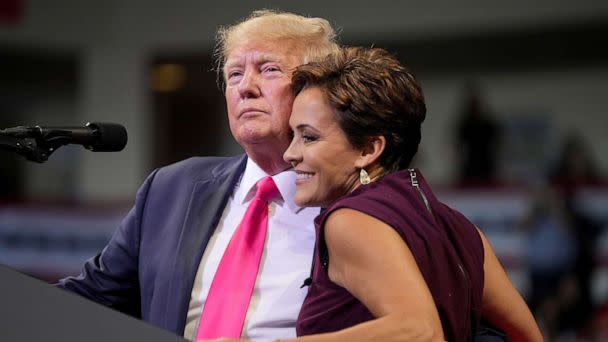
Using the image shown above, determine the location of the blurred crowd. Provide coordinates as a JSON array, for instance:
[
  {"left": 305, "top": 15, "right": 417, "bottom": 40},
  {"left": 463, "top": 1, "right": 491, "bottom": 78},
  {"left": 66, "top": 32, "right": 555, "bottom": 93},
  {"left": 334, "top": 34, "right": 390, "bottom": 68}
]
[{"left": 453, "top": 83, "right": 607, "bottom": 341}]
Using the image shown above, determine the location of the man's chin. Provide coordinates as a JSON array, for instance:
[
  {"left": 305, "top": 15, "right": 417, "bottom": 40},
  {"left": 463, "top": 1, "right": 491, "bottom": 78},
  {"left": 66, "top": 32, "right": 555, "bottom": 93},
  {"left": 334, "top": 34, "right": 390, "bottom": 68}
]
[
  {"left": 236, "top": 134, "right": 273, "bottom": 146},
  {"left": 235, "top": 129, "right": 288, "bottom": 147}
]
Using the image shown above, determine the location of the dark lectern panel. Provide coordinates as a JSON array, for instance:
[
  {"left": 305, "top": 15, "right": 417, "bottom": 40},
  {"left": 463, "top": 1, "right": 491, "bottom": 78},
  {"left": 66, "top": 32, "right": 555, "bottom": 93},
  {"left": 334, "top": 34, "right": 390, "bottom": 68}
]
[{"left": 0, "top": 264, "right": 186, "bottom": 342}]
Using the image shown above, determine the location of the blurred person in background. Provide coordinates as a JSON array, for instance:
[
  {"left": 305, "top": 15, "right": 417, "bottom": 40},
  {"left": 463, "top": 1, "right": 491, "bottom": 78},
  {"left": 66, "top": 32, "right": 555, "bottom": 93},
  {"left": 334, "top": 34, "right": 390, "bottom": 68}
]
[
  {"left": 556, "top": 197, "right": 601, "bottom": 340},
  {"left": 522, "top": 186, "right": 578, "bottom": 339},
  {"left": 549, "top": 132, "right": 603, "bottom": 196},
  {"left": 546, "top": 133, "right": 603, "bottom": 339},
  {"left": 522, "top": 183, "right": 601, "bottom": 340},
  {"left": 280, "top": 46, "right": 542, "bottom": 342},
  {"left": 454, "top": 82, "right": 502, "bottom": 187}
]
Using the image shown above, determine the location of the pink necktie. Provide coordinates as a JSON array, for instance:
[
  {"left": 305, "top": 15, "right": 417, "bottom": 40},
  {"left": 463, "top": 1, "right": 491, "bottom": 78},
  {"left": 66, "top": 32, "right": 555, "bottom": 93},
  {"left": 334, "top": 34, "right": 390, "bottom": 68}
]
[{"left": 196, "top": 176, "right": 279, "bottom": 340}]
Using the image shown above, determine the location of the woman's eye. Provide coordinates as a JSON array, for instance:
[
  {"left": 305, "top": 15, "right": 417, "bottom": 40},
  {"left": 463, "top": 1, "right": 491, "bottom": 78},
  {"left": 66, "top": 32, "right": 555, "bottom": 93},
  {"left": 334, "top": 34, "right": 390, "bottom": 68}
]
[{"left": 302, "top": 134, "right": 317, "bottom": 143}]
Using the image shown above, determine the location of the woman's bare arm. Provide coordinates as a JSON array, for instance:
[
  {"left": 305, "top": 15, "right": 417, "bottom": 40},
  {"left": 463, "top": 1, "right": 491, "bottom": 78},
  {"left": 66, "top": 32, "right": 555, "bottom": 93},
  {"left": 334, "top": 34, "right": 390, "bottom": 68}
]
[
  {"left": 477, "top": 228, "right": 544, "bottom": 342},
  {"left": 279, "top": 208, "right": 445, "bottom": 342}
]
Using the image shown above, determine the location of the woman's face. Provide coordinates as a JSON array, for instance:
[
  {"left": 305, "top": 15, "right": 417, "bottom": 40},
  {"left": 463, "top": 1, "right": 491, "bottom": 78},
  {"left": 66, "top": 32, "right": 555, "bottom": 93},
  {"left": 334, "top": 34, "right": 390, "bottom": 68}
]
[{"left": 283, "top": 86, "right": 363, "bottom": 207}]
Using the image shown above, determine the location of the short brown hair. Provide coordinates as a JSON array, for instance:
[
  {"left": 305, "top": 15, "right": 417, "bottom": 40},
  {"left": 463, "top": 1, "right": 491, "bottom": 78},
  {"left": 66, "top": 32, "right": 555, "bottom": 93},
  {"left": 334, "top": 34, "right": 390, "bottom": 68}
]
[{"left": 292, "top": 46, "right": 427, "bottom": 172}]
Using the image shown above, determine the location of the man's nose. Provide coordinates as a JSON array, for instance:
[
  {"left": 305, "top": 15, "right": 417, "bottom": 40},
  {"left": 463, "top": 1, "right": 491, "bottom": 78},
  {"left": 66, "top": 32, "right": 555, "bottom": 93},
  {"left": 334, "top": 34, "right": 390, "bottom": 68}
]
[{"left": 238, "top": 70, "right": 261, "bottom": 98}]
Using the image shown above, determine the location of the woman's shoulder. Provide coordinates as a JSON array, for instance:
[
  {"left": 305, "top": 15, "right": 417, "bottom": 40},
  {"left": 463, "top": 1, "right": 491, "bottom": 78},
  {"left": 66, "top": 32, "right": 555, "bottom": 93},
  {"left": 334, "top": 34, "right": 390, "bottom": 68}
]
[{"left": 318, "top": 170, "right": 422, "bottom": 223}]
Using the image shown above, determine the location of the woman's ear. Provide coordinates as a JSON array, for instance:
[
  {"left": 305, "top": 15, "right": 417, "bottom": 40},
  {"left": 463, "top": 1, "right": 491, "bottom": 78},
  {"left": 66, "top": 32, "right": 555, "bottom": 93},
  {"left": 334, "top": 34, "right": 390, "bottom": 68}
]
[{"left": 355, "top": 135, "right": 386, "bottom": 169}]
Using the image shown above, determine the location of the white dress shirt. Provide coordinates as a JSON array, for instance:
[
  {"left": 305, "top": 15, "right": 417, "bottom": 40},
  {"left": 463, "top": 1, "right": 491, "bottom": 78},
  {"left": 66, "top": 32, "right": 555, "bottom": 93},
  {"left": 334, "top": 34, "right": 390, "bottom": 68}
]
[{"left": 183, "top": 158, "right": 320, "bottom": 341}]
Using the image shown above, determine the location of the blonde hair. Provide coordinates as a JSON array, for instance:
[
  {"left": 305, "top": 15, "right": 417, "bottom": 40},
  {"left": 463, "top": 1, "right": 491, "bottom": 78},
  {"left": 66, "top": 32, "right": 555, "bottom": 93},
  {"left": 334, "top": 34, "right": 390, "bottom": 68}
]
[{"left": 214, "top": 9, "right": 340, "bottom": 88}]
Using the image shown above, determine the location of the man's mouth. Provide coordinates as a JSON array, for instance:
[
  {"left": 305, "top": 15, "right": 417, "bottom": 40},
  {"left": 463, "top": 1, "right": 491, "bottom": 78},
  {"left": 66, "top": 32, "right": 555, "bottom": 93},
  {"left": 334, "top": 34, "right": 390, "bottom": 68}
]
[{"left": 239, "top": 108, "right": 265, "bottom": 118}]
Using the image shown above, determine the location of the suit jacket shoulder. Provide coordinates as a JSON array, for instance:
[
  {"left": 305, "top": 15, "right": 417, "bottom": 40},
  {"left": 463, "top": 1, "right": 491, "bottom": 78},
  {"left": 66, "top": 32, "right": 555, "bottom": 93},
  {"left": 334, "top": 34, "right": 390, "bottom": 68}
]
[
  {"left": 58, "top": 154, "right": 248, "bottom": 335},
  {"left": 151, "top": 155, "right": 247, "bottom": 188}
]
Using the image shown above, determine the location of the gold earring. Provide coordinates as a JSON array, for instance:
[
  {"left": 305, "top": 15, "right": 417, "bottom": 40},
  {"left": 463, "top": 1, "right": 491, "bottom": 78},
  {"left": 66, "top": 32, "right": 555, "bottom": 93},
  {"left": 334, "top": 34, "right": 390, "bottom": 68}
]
[{"left": 359, "top": 168, "right": 371, "bottom": 185}]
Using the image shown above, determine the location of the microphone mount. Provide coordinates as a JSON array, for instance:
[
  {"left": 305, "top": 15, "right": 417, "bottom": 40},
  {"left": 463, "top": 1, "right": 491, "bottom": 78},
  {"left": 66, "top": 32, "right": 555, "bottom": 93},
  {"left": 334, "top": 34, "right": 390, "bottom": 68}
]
[
  {"left": 0, "top": 122, "right": 126, "bottom": 163},
  {"left": 0, "top": 130, "right": 66, "bottom": 163}
]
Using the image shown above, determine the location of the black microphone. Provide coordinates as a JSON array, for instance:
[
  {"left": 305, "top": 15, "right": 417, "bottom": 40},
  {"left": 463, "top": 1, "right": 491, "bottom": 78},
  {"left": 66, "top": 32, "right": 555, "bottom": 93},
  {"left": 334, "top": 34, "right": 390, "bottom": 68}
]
[{"left": 0, "top": 122, "right": 127, "bottom": 152}]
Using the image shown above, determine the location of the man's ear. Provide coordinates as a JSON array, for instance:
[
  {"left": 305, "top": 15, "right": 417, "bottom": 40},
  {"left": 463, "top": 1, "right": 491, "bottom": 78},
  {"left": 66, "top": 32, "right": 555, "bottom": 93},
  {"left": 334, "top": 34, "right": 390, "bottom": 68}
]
[{"left": 355, "top": 136, "right": 386, "bottom": 169}]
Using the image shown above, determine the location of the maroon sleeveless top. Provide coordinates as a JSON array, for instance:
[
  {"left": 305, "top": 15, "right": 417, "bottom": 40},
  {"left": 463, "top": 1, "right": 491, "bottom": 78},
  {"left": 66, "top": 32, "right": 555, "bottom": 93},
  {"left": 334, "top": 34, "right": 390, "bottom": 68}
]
[{"left": 296, "top": 169, "right": 484, "bottom": 342}]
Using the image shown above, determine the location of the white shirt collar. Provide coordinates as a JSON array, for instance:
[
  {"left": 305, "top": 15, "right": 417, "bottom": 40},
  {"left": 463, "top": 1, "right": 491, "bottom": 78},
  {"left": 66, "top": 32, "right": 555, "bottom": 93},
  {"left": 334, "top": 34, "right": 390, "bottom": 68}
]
[{"left": 234, "top": 157, "right": 304, "bottom": 213}]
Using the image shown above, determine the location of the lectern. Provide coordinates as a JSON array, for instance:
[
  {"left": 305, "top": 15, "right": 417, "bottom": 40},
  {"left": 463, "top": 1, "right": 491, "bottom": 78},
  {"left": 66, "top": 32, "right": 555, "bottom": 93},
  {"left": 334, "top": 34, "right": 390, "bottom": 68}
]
[{"left": 0, "top": 264, "right": 186, "bottom": 341}]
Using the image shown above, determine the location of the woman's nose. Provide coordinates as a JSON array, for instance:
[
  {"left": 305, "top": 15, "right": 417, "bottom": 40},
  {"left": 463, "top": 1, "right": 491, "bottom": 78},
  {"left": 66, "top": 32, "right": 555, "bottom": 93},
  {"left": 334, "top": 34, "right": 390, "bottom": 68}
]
[{"left": 283, "top": 138, "right": 300, "bottom": 166}]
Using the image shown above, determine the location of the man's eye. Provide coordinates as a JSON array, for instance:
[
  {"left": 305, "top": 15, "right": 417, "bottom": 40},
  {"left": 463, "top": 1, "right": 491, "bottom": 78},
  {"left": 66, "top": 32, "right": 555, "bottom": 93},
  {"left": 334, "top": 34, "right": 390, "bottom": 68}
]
[
  {"left": 227, "top": 71, "right": 242, "bottom": 79},
  {"left": 263, "top": 66, "right": 281, "bottom": 73}
]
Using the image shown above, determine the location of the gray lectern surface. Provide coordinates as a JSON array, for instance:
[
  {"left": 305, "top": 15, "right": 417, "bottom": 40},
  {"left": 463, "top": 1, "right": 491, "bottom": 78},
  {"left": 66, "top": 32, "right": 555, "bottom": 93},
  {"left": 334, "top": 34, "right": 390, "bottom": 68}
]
[{"left": 0, "top": 264, "right": 187, "bottom": 342}]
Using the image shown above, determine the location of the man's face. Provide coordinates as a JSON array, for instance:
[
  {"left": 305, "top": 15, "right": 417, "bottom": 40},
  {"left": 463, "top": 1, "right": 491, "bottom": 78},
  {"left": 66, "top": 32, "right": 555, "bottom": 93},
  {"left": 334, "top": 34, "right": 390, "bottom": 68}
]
[{"left": 224, "top": 39, "right": 304, "bottom": 150}]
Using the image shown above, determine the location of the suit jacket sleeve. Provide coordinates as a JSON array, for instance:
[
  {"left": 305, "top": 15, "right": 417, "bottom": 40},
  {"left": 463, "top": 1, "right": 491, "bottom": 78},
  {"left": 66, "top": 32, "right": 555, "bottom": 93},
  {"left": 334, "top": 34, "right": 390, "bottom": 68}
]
[{"left": 56, "top": 169, "right": 159, "bottom": 318}]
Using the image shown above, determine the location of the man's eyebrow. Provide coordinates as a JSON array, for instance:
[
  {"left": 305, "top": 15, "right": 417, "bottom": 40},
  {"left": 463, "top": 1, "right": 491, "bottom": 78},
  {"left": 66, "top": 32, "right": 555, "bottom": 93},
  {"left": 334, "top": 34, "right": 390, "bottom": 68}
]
[
  {"left": 225, "top": 54, "right": 282, "bottom": 69},
  {"left": 224, "top": 59, "right": 241, "bottom": 70},
  {"left": 255, "top": 53, "right": 282, "bottom": 63}
]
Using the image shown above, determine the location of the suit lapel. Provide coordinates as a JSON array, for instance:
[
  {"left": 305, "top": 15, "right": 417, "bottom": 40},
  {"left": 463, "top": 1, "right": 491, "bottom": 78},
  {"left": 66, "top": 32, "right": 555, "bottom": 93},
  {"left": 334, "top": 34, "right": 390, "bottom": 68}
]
[{"left": 165, "top": 155, "right": 247, "bottom": 335}]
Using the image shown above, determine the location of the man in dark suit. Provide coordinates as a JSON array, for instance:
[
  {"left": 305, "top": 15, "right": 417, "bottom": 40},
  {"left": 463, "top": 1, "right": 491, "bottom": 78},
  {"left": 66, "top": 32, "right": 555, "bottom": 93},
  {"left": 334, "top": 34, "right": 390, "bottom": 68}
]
[{"left": 58, "top": 10, "right": 340, "bottom": 341}]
